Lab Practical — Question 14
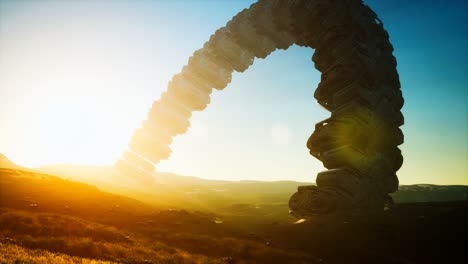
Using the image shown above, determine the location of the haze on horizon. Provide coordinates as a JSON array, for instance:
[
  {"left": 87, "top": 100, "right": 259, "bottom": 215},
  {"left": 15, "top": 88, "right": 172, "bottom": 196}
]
[{"left": 0, "top": 0, "right": 467, "bottom": 185}]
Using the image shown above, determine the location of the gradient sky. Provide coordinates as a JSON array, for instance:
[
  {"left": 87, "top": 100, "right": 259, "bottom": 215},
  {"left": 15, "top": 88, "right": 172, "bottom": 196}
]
[{"left": 0, "top": 0, "right": 467, "bottom": 184}]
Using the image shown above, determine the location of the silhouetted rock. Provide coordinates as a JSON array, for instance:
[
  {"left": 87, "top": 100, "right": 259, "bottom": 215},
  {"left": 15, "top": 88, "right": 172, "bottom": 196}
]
[{"left": 113, "top": 0, "right": 404, "bottom": 217}]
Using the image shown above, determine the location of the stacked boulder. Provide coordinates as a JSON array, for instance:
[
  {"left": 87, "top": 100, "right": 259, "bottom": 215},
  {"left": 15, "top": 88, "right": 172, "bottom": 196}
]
[{"left": 116, "top": 0, "right": 404, "bottom": 216}]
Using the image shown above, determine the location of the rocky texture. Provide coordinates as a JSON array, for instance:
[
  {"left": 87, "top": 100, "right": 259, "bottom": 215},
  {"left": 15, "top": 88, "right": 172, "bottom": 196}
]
[{"left": 116, "top": 0, "right": 404, "bottom": 216}]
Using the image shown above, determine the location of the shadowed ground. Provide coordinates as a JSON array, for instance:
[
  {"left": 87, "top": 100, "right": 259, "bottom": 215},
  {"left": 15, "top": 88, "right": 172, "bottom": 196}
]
[{"left": 1, "top": 166, "right": 467, "bottom": 263}]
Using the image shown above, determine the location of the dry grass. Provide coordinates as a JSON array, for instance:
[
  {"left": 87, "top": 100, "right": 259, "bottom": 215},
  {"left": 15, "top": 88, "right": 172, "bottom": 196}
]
[
  {"left": 0, "top": 208, "right": 315, "bottom": 263},
  {"left": 0, "top": 243, "right": 115, "bottom": 264},
  {"left": 0, "top": 209, "right": 219, "bottom": 264},
  {"left": 0, "top": 169, "right": 316, "bottom": 263}
]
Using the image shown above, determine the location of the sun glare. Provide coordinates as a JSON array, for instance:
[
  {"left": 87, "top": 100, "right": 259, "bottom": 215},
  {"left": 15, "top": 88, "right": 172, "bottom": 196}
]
[
  {"left": 0, "top": 36, "right": 158, "bottom": 167},
  {"left": 0, "top": 1, "right": 176, "bottom": 167},
  {"left": 271, "top": 123, "right": 292, "bottom": 146}
]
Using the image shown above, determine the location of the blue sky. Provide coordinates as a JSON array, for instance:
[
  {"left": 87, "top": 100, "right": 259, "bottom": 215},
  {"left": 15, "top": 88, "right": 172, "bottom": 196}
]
[{"left": 0, "top": 0, "right": 466, "bottom": 184}]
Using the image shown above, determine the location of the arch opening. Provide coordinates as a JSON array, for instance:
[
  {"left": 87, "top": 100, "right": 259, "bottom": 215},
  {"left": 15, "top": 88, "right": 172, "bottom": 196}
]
[{"left": 157, "top": 45, "right": 326, "bottom": 182}]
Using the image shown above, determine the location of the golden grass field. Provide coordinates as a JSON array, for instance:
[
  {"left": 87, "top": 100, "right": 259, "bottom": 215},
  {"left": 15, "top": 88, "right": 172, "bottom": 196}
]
[{"left": 1, "top": 165, "right": 467, "bottom": 263}]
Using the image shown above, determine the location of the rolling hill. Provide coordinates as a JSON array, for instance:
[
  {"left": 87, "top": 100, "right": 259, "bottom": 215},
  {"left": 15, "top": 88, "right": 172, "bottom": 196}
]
[
  {"left": 37, "top": 162, "right": 468, "bottom": 214},
  {"left": 1, "top": 154, "right": 468, "bottom": 263}
]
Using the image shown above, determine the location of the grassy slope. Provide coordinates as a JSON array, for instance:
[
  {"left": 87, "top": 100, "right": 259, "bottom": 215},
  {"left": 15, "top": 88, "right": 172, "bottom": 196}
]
[
  {"left": 2, "top": 159, "right": 468, "bottom": 263},
  {"left": 36, "top": 164, "right": 468, "bottom": 213},
  {"left": 0, "top": 168, "right": 153, "bottom": 226},
  {"left": 0, "top": 168, "right": 317, "bottom": 264},
  {"left": 0, "top": 243, "right": 115, "bottom": 264}
]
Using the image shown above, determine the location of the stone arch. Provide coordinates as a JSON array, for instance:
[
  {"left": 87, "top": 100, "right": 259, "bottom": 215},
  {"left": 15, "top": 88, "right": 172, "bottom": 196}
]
[{"left": 116, "top": 0, "right": 404, "bottom": 216}]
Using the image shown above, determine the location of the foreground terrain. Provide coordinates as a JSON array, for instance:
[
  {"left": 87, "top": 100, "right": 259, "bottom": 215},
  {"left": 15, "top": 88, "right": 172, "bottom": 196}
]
[{"left": 1, "top": 162, "right": 467, "bottom": 263}]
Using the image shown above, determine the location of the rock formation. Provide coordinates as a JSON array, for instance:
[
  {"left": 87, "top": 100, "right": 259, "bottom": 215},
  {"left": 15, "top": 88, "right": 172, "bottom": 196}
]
[{"left": 115, "top": 0, "right": 404, "bottom": 216}]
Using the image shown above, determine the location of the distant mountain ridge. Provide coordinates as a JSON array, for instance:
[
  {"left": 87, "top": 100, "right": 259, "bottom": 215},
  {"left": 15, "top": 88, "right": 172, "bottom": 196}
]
[
  {"left": 34, "top": 163, "right": 468, "bottom": 209},
  {"left": 1, "top": 153, "right": 467, "bottom": 209},
  {"left": 393, "top": 184, "right": 468, "bottom": 203}
]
